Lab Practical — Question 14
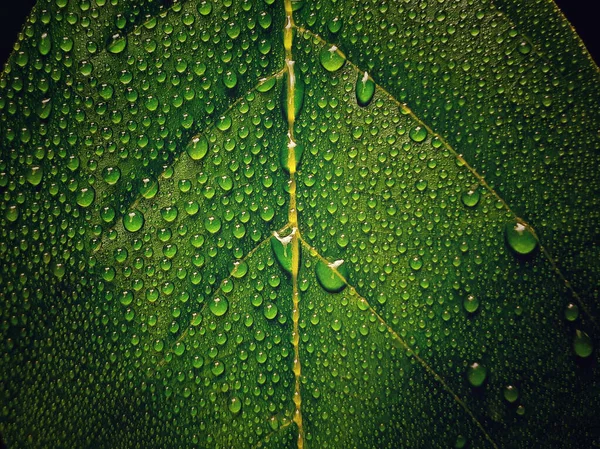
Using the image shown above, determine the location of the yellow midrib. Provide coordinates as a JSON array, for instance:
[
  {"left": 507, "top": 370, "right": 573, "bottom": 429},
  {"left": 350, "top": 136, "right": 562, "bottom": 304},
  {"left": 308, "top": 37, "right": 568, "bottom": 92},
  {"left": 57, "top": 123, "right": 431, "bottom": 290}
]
[{"left": 282, "top": 0, "right": 304, "bottom": 448}]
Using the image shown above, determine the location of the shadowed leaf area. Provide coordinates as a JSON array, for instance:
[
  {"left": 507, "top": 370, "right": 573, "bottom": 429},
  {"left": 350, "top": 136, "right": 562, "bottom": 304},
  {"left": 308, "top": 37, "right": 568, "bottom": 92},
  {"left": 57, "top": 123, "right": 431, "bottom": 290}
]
[{"left": 1, "top": 0, "right": 599, "bottom": 448}]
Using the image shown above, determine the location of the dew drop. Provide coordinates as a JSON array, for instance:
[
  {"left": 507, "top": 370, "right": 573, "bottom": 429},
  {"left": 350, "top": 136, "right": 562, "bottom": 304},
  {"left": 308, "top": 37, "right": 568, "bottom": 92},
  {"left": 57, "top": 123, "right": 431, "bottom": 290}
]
[
  {"left": 38, "top": 32, "right": 52, "bottom": 56},
  {"left": 279, "top": 139, "right": 304, "bottom": 173},
  {"left": 356, "top": 71, "right": 375, "bottom": 107},
  {"left": 467, "top": 362, "right": 487, "bottom": 387},
  {"left": 461, "top": 188, "right": 480, "bottom": 207},
  {"left": 108, "top": 34, "right": 127, "bottom": 54},
  {"left": 271, "top": 230, "right": 295, "bottom": 274},
  {"left": 573, "top": 329, "right": 593, "bottom": 358},
  {"left": 281, "top": 73, "right": 305, "bottom": 120},
  {"left": 327, "top": 17, "right": 343, "bottom": 33},
  {"left": 503, "top": 385, "right": 519, "bottom": 403},
  {"left": 264, "top": 303, "right": 278, "bottom": 320},
  {"left": 210, "top": 297, "right": 228, "bottom": 317},
  {"left": 315, "top": 259, "right": 348, "bottom": 293},
  {"left": 564, "top": 303, "right": 579, "bottom": 322},
  {"left": 229, "top": 396, "right": 242, "bottom": 414},
  {"left": 123, "top": 210, "right": 144, "bottom": 232},
  {"left": 186, "top": 135, "right": 209, "bottom": 161},
  {"left": 463, "top": 294, "right": 479, "bottom": 313},
  {"left": 319, "top": 45, "right": 346, "bottom": 72},
  {"left": 26, "top": 166, "right": 43, "bottom": 186},
  {"left": 139, "top": 176, "right": 158, "bottom": 199},
  {"left": 76, "top": 187, "right": 95, "bottom": 208},
  {"left": 505, "top": 221, "right": 538, "bottom": 255},
  {"left": 409, "top": 126, "right": 428, "bottom": 142}
]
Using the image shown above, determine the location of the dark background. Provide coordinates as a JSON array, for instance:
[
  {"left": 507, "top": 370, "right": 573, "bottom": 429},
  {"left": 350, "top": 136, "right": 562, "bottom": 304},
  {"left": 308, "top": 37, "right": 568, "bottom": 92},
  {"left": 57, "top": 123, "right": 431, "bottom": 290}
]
[{"left": 0, "top": 1, "right": 598, "bottom": 66}]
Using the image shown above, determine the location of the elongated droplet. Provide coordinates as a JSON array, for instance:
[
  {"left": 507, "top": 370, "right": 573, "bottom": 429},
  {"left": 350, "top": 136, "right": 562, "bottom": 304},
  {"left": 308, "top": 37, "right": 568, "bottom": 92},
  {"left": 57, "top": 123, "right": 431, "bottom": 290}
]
[
  {"left": 316, "top": 259, "right": 348, "bottom": 293},
  {"left": 271, "top": 230, "right": 296, "bottom": 274},
  {"left": 108, "top": 34, "right": 127, "bottom": 54},
  {"left": 280, "top": 137, "right": 304, "bottom": 173},
  {"left": 281, "top": 73, "right": 305, "bottom": 120},
  {"left": 356, "top": 71, "right": 375, "bottom": 107},
  {"left": 467, "top": 362, "right": 487, "bottom": 387},
  {"left": 319, "top": 45, "right": 346, "bottom": 72},
  {"left": 505, "top": 221, "right": 538, "bottom": 255},
  {"left": 573, "top": 329, "right": 593, "bottom": 358},
  {"left": 39, "top": 32, "right": 52, "bottom": 56},
  {"left": 186, "top": 135, "right": 209, "bottom": 161}
]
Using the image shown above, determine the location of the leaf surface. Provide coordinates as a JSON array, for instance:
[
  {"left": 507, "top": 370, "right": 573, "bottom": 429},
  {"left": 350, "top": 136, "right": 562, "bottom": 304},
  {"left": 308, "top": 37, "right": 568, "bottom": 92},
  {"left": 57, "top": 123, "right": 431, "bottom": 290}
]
[{"left": 1, "top": 0, "right": 599, "bottom": 448}]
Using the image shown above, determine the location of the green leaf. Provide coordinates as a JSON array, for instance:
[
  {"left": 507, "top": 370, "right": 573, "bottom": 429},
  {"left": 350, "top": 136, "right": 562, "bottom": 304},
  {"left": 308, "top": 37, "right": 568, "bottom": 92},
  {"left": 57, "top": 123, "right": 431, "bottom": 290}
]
[{"left": 1, "top": 0, "right": 599, "bottom": 448}]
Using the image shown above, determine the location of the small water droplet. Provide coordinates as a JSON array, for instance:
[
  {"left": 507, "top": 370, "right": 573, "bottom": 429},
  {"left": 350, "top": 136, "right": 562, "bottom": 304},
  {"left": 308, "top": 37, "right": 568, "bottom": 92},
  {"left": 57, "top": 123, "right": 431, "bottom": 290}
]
[
  {"left": 564, "top": 303, "right": 579, "bottom": 322},
  {"left": 503, "top": 385, "right": 519, "bottom": 403},
  {"left": 463, "top": 294, "right": 479, "bottom": 313},
  {"left": 229, "top": 396, "right": 242, "bottom": 414}
]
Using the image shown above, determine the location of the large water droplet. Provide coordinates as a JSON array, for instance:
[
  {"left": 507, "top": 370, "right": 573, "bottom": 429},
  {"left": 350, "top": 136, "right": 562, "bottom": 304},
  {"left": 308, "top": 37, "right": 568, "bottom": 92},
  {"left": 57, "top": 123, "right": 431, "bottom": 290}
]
[
  {"left": 356, "top": 72, "right": 375, "bottom": 107},
  {"left": 186, "top": 135, "right": 209, "bottom": 160},
  {"left": 467, "top": 362, "right": 487, "bottom": 387},
  {"left": 271, "top": 230, "right": 295, "bottom": 274},
  {"left": 503, "top": 385, "right": 519, "bottom": 403},
  {"left": 463, "top": 294, "right": 479, "bottom": 313},
  {"left": 123, "top": 210, "right": 144, "bottom": 232},
  {"left": 505, "top": 221, "right": 537, "bottom": 255},
  {"left": 108, "top": 34, "right": 127, "bottom": 54},
  {"left": 210, "top": 297, "right": 229, "bottom": 317},
  {"left": 461, "top": 188, "right": 480, "bottom": 207},
  {"left": 279, "top": 138, "right": 304, "bottom": 173},
  {"left": 76, "top": 187, "right": 95, "bottom": 208},
  {"left": 316, "top": 259, "right": 348, "bottom": 293},
  {"left": 319, "top": 45, "right": 346, "bottom": 72},
  {"left": 573, "top": 329, "right": 593, "bottom": 358}
]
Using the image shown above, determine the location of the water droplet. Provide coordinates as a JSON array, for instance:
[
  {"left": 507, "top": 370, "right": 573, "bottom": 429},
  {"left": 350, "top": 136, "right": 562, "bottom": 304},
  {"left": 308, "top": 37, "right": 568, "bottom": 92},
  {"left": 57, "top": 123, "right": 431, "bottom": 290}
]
[
  {"left": 223, "top": 70, "right": 237, "bottom": 89},
  {"left": 463, "top": 295, "right": 479, "bottom": 313},
  {"left": 327, "top": 17, "right": 343, "bottom": 33},
  {"left": 102, "top": 166, "right": 121, "bottom": 185},
  {"left": 271, "top": 230, "right": 295, "bottom": 274},
  {"left": 573, "top": 329, "right": 593, "bottom": 358},
  {"left": 264, "top": 303, "right": 278, "bottom": 320},
  {"left": 205, "top": 216, "right": 222, "bottom": 234},
  {"left": 280, "top": 139, "right": 304, "bottom": 173},
  {"left": 210, "top": 297, "right": 228, "bottom": 317},
  {"left": 76, "top": 187, "right": 95, "bottom": 208},
  {"left": 38, "top": 32, "right": 52, "bottom": 56},
  {"left": 564, "top": 303, "right": 579, "bottom": 322},
  {"left": 319, "top": 45, "right": 346, "bottom": 72},
  {"left": 503, "top": 385, "right": 519, "bottom": 403},
  {"left": 123, "top": 210, "right": 144, "bottom": 232},
  {"left": 229, "top": 396, "right": 242, "bottom": 414},
  {"left": 454, "top": 435, "right": 467, "bottom": 449},
  {"left": 409, "top": 126, "right": 428, "bottom": 142},
  {"left": 186, "top": 135, "right": 209, "bottom": 161},
  {"left": 409, "top": 256, "right": 423, "bottom": 271},
  {"left": 25, "top": 166, "right": 43, "bottom": 186},
  {"left": 316, "top": 259, "right": 348, "bottom": 293},
  {"left": 461, "top": 188, "right": 480, "bottom": 207},
  {"left": 139, "top": 176, "right": 158, "bottom": 199},
  {"left": 356, "top": 71, "right": 375, "bottom": 107},
  {"left": 108, "top": 34, "right": 127, "bottom": 54},
  {"left": 281, "top": 74, "right": 305, "bottom": 119},
  {"left": 505, "top": 221, "right": 538, "bottom": 255},
  {"left": 467, "top": 362, "right": 487, "bottom": 387}
]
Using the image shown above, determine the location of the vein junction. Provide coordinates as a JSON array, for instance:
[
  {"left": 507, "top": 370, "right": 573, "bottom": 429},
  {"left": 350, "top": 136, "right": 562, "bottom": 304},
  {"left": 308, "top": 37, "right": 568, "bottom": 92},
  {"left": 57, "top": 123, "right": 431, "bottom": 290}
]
[{"left": 282, "top": 0, "right": 304, "bottom": 447}]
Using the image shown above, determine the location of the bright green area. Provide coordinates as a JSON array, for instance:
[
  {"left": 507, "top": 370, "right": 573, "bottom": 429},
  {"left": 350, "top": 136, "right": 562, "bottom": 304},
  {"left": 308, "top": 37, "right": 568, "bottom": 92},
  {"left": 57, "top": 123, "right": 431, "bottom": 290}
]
[{"left": 0, "top": 0, "right": 599, "bottom": 448}]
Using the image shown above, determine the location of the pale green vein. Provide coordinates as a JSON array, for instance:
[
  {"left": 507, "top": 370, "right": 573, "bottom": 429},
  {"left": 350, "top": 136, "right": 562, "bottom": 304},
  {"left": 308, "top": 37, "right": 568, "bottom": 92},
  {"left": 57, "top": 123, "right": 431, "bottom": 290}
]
[{"left": 295, "top": 25, "right": 595, "bottom": 327}]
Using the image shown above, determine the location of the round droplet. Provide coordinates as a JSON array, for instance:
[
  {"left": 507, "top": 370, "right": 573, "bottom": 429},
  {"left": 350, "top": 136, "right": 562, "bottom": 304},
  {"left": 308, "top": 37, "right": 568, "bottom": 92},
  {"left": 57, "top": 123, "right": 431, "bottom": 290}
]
[
  {"left": 76, "top": 187, "right": 95, "bottom": 208},
  {"left": 409, "top": 126, "right": 428, "bottom": 143},
  {"left": 356, "top": 72, "right": 375, "bottom": 107},
  {"left": 264, "top": 303, "right": 278, "bottom": 320},
  {"left": 573, "top": 329, "right": 593, "bottom": 358},
  {"left": 409, "top": 256, "right": 423, "bottom": 271},
  {"left": 461, "top": 189, "right": 480, "bottom": 207},
  {"left": 505, "top": 221, "right": 538, "bottom": 255},
  {"left": 327, "top": 17, "right": 343, "bottom": 33},
  {"left": 564, "top": 303, "right": 579, "bottom": 322},
  {"left": 139, "top": 176, "right": 158, "bottom": 199},
  {"left": 205, "top": 216, "right": 222, "bottom": 234},
  {"left": 210, "top": 296, "right": 228, "bottom": 317},
  {"left": 102, "top": 166, "right": 121, "bottom": 185},
  {"left": 463, "top": 295, "right": 479, "bottom": 313},
  {"left": 25, "top": 166, "right": 43, "bottom": 186},
  {"left": 467, "top": 362, "right": 487, "bottom": 387},
  {"left": 454, "top": 435, "right": 467, "bottom": 449},
  {"left": 503, "top": 385, "right": 519, "bottom": 403},
  {"left": 123, "top": 210, "right": 144, "bottom": 232},
  {"left": 108, "top": 34, "right": 127, "bottom": 54},
  {"left": 316, "top": 259, "right": 348, "bottom": 293},
  {"left": 223, "top": 71, "right": 237, "bottom": 89},
  {"left": 319, "top": 45, "right": 345, "bottom": 72},
  {"left": 229, "top": 396, "right": 242, "bottom": 414}
]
